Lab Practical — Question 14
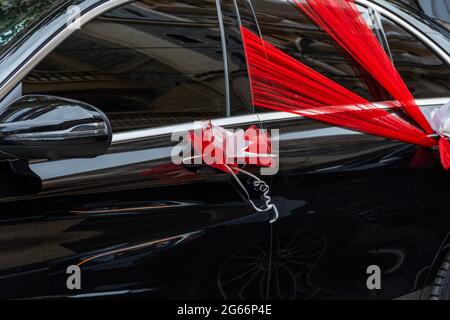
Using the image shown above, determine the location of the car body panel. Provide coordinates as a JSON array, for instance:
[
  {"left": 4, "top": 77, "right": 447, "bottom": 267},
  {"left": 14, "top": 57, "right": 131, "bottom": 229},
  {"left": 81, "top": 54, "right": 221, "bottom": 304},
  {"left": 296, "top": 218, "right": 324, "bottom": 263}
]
[{"left": 0, "top": 0, "right": 448, "bottom": 300}]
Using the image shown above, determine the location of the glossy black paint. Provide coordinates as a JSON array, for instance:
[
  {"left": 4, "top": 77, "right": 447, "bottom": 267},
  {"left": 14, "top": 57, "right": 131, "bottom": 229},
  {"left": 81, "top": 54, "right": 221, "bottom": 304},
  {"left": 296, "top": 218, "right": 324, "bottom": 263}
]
[
  {"left": 0, "top": 0, "right": 448, "bottom": 300},
  {"left": 262, "top": 116, "right": 450, "bottom": 299}
]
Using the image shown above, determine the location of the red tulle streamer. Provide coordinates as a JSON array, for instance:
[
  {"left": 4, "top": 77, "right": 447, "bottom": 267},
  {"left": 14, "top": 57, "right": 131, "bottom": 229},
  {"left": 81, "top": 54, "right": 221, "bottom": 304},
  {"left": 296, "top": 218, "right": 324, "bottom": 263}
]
[
  {"left": 292, "top": 0, "right": 433, "bottom": 135},
  {"left": 241, "top": 26, "right": 436, "bottom": 148}
]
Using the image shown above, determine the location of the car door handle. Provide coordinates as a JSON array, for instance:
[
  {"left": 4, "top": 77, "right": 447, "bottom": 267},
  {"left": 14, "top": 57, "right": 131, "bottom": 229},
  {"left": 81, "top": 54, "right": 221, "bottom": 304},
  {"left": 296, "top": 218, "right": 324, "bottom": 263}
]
[{"left": 181, "top": 156, "right": 222, "bottom": 174}]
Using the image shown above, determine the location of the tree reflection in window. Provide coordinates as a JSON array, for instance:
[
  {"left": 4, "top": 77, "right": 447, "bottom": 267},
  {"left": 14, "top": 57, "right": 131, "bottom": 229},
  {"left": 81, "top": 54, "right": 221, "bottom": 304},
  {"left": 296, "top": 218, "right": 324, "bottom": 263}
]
[{"left": 0, "top": 0, "right": 61, "bottom": 48}]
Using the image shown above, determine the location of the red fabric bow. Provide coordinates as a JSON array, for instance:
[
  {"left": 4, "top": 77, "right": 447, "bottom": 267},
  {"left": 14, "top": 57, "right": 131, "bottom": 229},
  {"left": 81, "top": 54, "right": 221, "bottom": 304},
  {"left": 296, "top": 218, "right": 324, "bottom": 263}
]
[{"left": 187, "top": 121, "right": 274, "bottom": 173}]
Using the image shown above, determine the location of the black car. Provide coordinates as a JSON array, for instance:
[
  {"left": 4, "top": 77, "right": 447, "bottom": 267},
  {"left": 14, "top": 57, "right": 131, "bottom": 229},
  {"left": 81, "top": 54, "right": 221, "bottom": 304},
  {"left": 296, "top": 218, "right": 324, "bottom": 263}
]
[{"left": 0, "top": 0, "right": 449, "bottom": 300}]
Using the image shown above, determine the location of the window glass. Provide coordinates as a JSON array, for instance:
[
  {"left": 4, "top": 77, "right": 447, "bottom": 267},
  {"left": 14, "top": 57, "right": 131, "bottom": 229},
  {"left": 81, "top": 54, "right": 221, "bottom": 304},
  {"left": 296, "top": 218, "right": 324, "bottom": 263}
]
[
  {"left": 22, "top": 0, "right": 227, "bottom": 133},
  {"left": 380, "top": 15, "right": 450, "bottom": 98}
]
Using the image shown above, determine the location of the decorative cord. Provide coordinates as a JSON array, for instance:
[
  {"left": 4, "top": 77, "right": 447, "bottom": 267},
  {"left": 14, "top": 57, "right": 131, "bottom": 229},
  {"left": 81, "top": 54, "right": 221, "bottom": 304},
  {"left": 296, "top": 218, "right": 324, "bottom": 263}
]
[{"left": 224, "top": 165, "right": 279, "bottom": 224}]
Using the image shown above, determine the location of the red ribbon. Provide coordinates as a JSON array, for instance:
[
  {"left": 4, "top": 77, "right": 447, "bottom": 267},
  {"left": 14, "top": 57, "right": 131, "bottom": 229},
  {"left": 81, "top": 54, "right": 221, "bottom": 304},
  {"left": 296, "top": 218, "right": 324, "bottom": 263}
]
[{"left": 187, "top": 121, "right": 274, "bottom": 173}]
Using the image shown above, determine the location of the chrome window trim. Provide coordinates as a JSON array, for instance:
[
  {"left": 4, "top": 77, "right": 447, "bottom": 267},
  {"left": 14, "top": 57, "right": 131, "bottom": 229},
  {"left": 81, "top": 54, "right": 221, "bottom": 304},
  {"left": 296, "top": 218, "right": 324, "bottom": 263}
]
[
  {"left": 256, "top": 97, "right": 450, "bottom": 123},
  {"left": 112, "top": 97, "right": 450, "bottom": 144},
  {"left": 112, "top": 114, "right": 260, "bottom": 143}
]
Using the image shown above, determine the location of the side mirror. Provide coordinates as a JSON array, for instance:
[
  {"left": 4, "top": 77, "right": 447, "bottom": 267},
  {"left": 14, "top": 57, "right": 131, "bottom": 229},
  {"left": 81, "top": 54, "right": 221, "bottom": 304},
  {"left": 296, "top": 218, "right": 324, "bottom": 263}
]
[{"left": 0, "top": 95, "right": 112, "bottom": 160}]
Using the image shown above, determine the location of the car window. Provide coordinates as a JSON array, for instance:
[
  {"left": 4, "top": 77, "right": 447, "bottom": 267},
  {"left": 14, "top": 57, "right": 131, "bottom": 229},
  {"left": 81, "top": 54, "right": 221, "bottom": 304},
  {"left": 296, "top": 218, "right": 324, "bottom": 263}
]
[
  {"left": 379, "top": 14, "right": 450, "bottom": 98},
  {"left": 22, "top": 0, "right": 227, "bottom": 133}
]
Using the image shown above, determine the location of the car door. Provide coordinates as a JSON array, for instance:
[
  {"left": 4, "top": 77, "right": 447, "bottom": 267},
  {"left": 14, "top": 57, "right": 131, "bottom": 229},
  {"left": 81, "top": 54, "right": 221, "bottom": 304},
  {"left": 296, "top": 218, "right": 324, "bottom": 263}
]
[
  {"left": 0, "top": 0, "right": 272, "bottom": 300},
  {"left": 247, "top": 0, "right": 450, "bottom": 300}
]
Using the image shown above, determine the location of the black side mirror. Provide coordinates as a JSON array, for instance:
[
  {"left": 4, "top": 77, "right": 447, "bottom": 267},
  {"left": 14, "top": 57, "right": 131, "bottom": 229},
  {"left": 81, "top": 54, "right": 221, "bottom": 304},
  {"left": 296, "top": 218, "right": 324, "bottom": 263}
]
[{"left": 0, "top": 95, "right": 112, "bottom": 160}]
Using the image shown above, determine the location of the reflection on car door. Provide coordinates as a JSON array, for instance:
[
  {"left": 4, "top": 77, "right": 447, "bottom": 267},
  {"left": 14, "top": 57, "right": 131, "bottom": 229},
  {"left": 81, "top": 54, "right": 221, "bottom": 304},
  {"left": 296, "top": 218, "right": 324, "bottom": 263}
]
[{"left": 0, "top": 0, "right": 272, "bottom": 300}]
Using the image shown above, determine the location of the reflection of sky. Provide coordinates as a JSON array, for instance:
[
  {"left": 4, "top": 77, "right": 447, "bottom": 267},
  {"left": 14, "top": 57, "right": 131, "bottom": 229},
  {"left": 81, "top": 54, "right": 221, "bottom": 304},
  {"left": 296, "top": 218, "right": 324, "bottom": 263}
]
[{"left": 31, "top": 146, "right": 173, "bottom": 180}]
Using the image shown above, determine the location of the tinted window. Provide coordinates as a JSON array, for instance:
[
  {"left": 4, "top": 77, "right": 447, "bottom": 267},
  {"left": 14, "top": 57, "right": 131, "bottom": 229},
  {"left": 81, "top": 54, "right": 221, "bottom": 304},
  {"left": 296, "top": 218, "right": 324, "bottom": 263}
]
[
  {"left": 380, "top": 15, "right": 450, "bottom": 98},
  {"left": 23, "top": 0, "right": 226, "bottom": 133}
]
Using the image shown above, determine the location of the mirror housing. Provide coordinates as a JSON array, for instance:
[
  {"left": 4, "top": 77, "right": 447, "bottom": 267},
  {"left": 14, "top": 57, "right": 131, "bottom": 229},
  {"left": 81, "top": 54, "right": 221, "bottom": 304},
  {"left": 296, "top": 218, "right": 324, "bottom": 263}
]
[{"left": 0, "top": 95, "right": 112, "bottom": 160}]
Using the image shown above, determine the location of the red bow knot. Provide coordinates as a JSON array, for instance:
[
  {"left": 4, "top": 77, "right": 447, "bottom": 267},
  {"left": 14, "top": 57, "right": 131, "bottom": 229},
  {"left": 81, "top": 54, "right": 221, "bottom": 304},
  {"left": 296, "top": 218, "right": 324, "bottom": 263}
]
[{"left": 187, "top": 121, "right": 274, "bottom": 173}]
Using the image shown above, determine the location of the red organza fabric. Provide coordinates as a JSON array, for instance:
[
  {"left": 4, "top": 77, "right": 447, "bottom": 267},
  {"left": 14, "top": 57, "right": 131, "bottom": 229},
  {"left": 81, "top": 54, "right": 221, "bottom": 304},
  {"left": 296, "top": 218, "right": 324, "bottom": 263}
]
[
  {"left": 241, "top": 26, "right": 436, "bottom": 148},
  {"left": 292, "top": 0, "right": 433, "bottom": 134}
]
